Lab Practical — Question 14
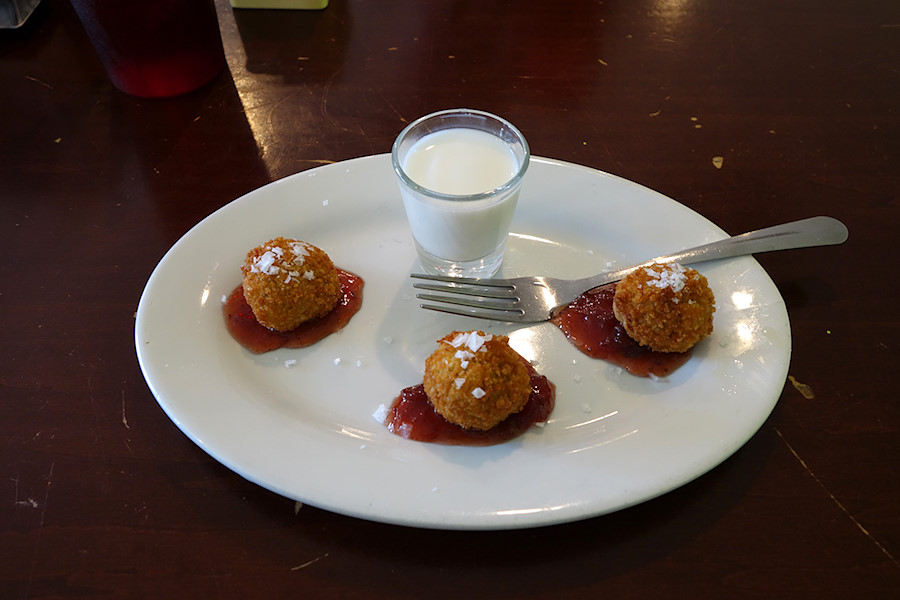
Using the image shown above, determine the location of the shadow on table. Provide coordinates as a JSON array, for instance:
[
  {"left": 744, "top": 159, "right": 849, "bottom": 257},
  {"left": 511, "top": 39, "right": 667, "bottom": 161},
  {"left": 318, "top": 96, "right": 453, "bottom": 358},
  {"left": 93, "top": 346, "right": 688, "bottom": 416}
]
[{"left": 228, "top": 5, "right": 348, "bottom": 84}]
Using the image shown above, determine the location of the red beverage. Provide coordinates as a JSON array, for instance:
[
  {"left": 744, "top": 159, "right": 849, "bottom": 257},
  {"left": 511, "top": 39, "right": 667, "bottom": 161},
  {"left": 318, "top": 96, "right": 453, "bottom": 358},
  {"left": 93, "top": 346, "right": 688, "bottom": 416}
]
[{"left": 70, "top": 0, "right": 225, "bottom": 98}]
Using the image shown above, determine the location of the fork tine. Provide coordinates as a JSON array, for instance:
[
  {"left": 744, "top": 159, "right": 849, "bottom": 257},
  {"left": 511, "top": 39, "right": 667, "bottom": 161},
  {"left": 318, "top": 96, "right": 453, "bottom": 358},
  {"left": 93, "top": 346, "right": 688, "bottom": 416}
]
[
  {"left": 410, "top": 273, "right": 515, "bottom": 289},
  {"left": 412, "top": 282, "right": 515, "bottom": 299},
  {"left": 418, "top": 302, "right": 527, "bottom": 322},
  {"left": 415, "top": 292, "right": 520, "bottom": 311}
]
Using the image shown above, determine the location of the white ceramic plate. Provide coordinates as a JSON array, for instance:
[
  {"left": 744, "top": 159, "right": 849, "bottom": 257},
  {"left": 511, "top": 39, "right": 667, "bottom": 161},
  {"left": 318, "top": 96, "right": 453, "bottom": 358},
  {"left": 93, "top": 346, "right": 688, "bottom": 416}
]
[{"left": 135, "top": 155, "right": 790, "bottom": 530}]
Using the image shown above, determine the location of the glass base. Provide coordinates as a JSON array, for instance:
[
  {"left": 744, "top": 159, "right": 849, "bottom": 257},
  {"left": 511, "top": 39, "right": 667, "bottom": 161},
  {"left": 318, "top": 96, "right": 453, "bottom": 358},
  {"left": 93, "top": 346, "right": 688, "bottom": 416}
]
[{"left": 414, "top": 240, "right": 506, "bottom": 278}]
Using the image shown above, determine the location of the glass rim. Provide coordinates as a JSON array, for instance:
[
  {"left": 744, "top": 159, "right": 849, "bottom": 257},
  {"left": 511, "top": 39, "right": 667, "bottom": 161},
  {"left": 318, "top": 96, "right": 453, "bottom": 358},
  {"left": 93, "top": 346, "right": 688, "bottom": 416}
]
[{"left": 391, "top": 108, "right": 530, "bottom": 202}]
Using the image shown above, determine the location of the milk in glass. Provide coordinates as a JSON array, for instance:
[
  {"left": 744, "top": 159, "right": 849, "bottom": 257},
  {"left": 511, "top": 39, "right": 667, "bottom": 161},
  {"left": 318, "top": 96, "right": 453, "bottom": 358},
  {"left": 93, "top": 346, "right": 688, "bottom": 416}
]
[{"left": 400, "top": 128, "right": 522, "bottom": 263}]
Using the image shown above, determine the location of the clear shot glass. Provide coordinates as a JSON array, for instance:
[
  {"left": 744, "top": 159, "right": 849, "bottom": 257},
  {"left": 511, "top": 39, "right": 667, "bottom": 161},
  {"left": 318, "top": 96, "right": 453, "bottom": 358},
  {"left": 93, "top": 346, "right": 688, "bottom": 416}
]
[{"left": 392, "top": 109, "right": 530, "bottom": 278}]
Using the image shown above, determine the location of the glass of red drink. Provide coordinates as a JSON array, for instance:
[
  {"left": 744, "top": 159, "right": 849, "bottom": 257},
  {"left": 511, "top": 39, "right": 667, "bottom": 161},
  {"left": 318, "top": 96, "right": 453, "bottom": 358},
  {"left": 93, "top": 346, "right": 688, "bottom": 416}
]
[{"left": 70, "top": 0, "right": 225, "bottom": 98}]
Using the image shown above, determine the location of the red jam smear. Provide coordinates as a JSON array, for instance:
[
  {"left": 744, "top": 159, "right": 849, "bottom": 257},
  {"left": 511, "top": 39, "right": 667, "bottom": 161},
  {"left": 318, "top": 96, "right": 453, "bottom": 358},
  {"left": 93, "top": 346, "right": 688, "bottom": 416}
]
[
  {"left": 223, "top": 269, "right": 364, "bottom": 354},
  {"left": 550, "top": 283, "right": 691, "bottom": 378},
  {"left": 386, "top": 369, "right": 556, "bottom": 446}
]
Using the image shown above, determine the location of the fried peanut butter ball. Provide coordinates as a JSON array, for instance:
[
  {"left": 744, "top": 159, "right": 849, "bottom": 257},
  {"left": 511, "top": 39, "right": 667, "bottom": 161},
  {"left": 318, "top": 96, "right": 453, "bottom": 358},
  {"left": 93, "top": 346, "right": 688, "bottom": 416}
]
[
  {"left": 612, "top": 262, "right": 715, "bottom": 353},
  {"left": 423, "top": 330, "right": 532, "bottom": 431},
  {"left": 240, "top": 237, "right": 341, "bottom": 332}
]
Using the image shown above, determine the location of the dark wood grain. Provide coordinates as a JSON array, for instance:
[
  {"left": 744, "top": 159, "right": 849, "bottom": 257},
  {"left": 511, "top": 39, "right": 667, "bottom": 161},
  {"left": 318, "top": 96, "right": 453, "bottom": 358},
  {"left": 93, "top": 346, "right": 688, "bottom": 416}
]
[{"left": 1, "top": 0, "right": 897, "bottom": 598}]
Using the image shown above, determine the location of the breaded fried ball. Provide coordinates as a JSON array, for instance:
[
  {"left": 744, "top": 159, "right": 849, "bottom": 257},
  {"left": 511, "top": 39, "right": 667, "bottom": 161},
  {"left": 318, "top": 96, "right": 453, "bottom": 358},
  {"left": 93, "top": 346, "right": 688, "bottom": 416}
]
[
  {"left": 241, "top": 237, "right": 341, "bottom": 332},
  {"left": 612, "top": 262, "right": 715, "bottom": 353},
  {"left": 423, "top": 331, "right": 532, "bottom": 431}
]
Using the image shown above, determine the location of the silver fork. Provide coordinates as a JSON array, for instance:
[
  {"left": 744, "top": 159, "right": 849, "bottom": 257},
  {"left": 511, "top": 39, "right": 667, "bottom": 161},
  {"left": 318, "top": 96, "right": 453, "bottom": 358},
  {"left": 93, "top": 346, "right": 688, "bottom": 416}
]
[{"left": 411, "top": 216, "right": 849, "bottom": 322}]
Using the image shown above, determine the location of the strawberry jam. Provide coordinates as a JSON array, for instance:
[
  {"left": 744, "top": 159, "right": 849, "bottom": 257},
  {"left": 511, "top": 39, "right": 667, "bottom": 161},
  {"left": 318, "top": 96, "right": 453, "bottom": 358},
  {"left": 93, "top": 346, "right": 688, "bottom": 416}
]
[
  {"left": 386, "top": 368, "right": 555, "bottom": 446},
  {"left": 551, "top": 283, "right": 691, "bottom": 378},
  {"left": 223, "top": 269, "right": 363, "bottom": 354}
]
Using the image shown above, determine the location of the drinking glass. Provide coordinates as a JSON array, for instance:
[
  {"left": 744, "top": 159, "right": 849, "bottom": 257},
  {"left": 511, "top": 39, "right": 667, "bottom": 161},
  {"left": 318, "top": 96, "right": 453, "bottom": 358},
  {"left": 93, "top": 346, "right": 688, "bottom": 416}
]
[
  {"left": 70, "top": 0, "right": 225, "bottom": 98},
  {"left": 392, "top": 109, "right": 530, "bottom": 277}
]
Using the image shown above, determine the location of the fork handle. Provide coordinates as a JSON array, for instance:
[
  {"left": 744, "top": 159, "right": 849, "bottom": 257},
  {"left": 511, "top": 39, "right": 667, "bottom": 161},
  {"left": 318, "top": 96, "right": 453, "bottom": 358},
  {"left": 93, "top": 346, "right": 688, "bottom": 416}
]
[{"left": 580, "top": 216, "right": 849, "bottom": 289}]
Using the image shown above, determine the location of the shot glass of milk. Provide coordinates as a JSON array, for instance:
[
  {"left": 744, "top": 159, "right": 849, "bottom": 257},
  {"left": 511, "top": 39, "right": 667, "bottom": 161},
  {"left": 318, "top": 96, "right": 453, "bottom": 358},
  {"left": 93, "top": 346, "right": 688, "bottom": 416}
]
[{"left": 392, "top": 109, "right": 529, "bottom": 277}]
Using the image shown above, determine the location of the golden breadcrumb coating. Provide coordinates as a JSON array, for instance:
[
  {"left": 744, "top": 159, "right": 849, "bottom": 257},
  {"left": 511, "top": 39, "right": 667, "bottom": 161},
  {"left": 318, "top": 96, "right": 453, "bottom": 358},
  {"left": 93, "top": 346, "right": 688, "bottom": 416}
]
[
  {"left": 423, "top": 331, "right": 531, "bottom": 431},
  {"left": 612, "top": 262, "right": 715, "bottom": 353},
  {"left": 241, "top": 237, "right": 341, "bottom": 332}
]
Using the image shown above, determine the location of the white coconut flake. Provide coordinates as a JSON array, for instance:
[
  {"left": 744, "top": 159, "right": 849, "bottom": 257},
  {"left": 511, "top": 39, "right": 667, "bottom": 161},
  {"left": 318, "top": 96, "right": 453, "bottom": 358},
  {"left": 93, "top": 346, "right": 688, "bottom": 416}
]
[
  {"left": 447, "top": 330, "right": 492, "bottom": 352},
  {"left": 464, "top": 331, "right": 491, "bottom": 352},
  {"left": 455, "top": 349, "right": 475, "bottom": 368},
  {"left": 303, "top": 270, "right": 315, "bottom": 280},
  {"left": 471, "top": 387, "right": 486, "bottom": 399},
  {"left": 454, "top": 377, "right": 466, "bottom": 390},
  {"left": 372, "top": 404, "right": 389, "bottom": 423},
  {"left": 284, "top": 359, "right": 297, "bottom": 368},
  {"left": 289, "top": 241, "right": 310, "bottom": 259},
  {"left": 644, "top": 262, "right": 687, "bottom": 292},
  {"left": 252, "top": 250, "right": 281, "bottom": 275},
  {"left": 448, "top": 332, "right": 468, "bottom": 348},
  {"left": 333, "top": 357, "right": 342, "bottom": 366}
]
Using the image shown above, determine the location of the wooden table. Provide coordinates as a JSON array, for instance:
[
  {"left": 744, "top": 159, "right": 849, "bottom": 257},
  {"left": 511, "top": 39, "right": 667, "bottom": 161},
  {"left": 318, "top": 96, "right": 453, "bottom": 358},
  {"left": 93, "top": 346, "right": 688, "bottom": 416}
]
[{"left": 2, "top": 0, "right": 897, "bottom": 597}]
